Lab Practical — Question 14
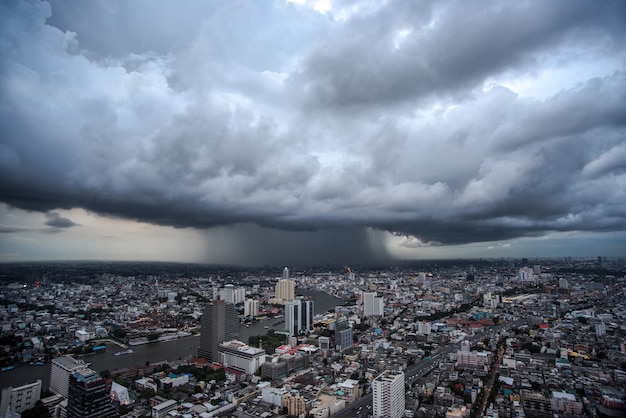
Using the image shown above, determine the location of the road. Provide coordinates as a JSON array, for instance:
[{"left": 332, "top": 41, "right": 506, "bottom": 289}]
[{"left": 332, "top": 318, "right": 527, "bottom": 418}]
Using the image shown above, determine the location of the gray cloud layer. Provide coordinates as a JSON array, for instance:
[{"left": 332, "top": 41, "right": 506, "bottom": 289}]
[{"left": 1, "top": 0, "right": 625, "bottom": 262}]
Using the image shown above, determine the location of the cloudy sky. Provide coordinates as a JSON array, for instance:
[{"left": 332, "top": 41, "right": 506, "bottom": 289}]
[{"left": 1, "top": 0, "right": 625, "bottom": 266}]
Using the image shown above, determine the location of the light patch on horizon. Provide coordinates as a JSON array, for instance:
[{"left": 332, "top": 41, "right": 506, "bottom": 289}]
[{"left": 0, "top": 205, "right": 206, "bottom": 262}]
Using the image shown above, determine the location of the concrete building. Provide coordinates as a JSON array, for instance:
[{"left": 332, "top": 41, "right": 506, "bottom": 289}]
[
  {"left": 551, "top": 391, "right": 583, "bottom": 415},
  {"left": 218, "top": 284, "right": 246, "bottom": 304},
  {"left": 334, "top": 316, "right": 353, "bottom": 352},
  {"left": 198, "top": 299, "right": 239, "bottom": 363},
  {"left": 456, "top": 351, "right": 492, "bottom": 368},
  {"left": 285, "top": 298, "right": 314, "bottom": 336},
  {"left": 0, "top": 380, "right": 42, "bottom": 416},
  {"left": 152, "top": 399, "right": 177, "bottom": 418},
  {"left": 218, "top": 340, "right": 266, "bottom": 375},
  {"left": 260, "top": 353, "right": 310, "bottom": 380},
  {"left": 66, "top": 368, "right": 118, "bottom": 418},
  {"left": 363, "top": 292, "right": 384, "bottom": 317},
  {"left": 283, "top": 393, "right": 307, "bottom": 416},
  {"left": 244, "top": 298, "right": 259, "bottom": 318},
  {"left": 372, "top": 371, "right": 405, "bottom": 418},
  {"left": 275, "top": 278, "right": 295, "bottom": 302},
  {"left": 50, "top": 356, "right": 88, "bottom": 398},
  {"left": 417, "top": 320, "right": 431, "bottom": 335},
  {"left": 261, "top": 386, "right": 287, "bottom": 407}
]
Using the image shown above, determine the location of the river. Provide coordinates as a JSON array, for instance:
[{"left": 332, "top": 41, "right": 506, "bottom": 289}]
[{"left": 0, "top": 289, "right": 344, "bottom": 391}]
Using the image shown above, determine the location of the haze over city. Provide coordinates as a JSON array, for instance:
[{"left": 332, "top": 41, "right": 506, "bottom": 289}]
[{"left": 1, "top": 0, "right": 625, "bottom": 266}]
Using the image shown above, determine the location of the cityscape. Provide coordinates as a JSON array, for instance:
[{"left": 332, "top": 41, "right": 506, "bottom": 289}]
[
  {"left": 0, "top": 258, "right": 624, "bottom": 417},
  {"left": 1, "top": 1, "right": 626, "bottom": 417}
]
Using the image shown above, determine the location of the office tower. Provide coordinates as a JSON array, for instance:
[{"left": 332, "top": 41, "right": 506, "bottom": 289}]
[
  {"left": 244, "top": 298, "right": 260, "bottom": 318},
  {"left": 0, "top": 380, "right": 41, "bottom": 415},
  {"left": 66, "top": 368, "right": 118, "bottom": 418},
  {"left": 283, "top": 266, "right": 289, "bottom": 280},
  {"left": 50, "top": 356, "right": 88, "bottom": 398},
  {"left": 284, "top": 298, "right": 314, "bottom": 336},
  {"left": 275, "top": 279, "right": 295, "bottom": 302},
  {"left": 198, "top": 299, "right": 239, "bottom": 363},
  {"left": 372, "top": 371, "right": 405, "bottom": 418},
  {"left": 335, "top": 316, "right": 353, "bottom": 352},
  {"left": 363, "top": 292, "right": 384, "bottom": 317}
]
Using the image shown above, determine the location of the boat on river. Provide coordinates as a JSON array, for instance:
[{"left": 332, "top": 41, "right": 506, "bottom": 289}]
[{"left": 114, "top": 349, "right": 133, "bottom": 356}]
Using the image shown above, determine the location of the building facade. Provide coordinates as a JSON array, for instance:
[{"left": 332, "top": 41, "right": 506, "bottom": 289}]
[
  {"left": 244, "top": 298, "right": 260, "bottom": 318},
  {"left": 0, "top": 380, "right": 42, "bottom": 416},
  {"left": 372, "top": 371, "right": 405, "bottom": 418},
  {"left": 260, "top": 354, "right": 310, "bottom": 380},
  {"left": 66, "top": 368, "right": 118, "bottom": 418},
  {"left": 284, "top": 298, "right": 314, "bottom": 336},
  {"left": 334, "top": 317, "right": 353, "bottom": 352},
  {"left": 50, "top": 356, "right": 88, "bottom": 398},
  {"left": 363, "top": 292, "right": 384, "bottom": 317},
  {"left": 218, "top": 340, "right": 267, "bottom": 375},
  {"left": 275, "top": 278, "right": 295, "bottom": 302},
  {"left": 198, "top": 299, "right": 239, "bottom": 363}
]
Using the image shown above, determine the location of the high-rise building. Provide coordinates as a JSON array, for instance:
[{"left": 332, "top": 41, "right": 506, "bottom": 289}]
[
  {"left": 66, "top": 368, "right": 118, "bottom": 418},
  {"left": 198, "top": 299, "right": 239, "bottom": 363},
  {"left": 334, "top": 316, "right": 353, "bottom": 352},
  {"left": 244, "top": 298, "right": 260, "bottom": 318},
  {"left": 275, "top": 279, "right": 295, "bottom": 302},
  {"left": 0, "top": 380, "right": 42, "bottom": 416},
  {"left": 372, "top": 371, "right": 405, "bottom": 418},
  {"left": 50, "top": 356, "right": 88, "bottom": 398},
  {"left": 363, "top": 292, "right": 384, "bottom": 317},
  {"left": 283, "top": 267, "right": 289, "bottom": 280},
  {"left": 284, "top": 298, "right": 314, "bottom": 336},
  {"left": 218, "top": 284, "right": 246, "bottom": 304}
]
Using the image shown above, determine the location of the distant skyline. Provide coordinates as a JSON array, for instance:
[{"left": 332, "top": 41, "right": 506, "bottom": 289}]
[{"left": 1, "top": 0, "right": 625, "bottom": 266}]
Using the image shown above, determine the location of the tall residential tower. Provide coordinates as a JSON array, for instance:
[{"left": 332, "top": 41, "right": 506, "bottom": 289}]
[{"left": 372, "top": 370, "right": 405, "bottom": 418}]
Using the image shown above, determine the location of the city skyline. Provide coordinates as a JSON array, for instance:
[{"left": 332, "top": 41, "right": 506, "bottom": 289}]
[{"left": 1, "top": 0, "right": 625, "bottom": 266}]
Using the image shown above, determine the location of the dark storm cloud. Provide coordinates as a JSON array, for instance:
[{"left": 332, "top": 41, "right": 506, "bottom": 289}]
[
  {"left": 0, "top": 0, "right": 625, "bottom": 262},
  {"left": 44, "top": 212, "right": 78, "bottom": 229},
  {"left": 293, "top": 0, "right": 626, "bottom": 107}
]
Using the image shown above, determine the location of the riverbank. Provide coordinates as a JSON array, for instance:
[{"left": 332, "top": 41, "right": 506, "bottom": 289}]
[{"left": 0, "top": 289, "right": 345, "bottom": 391}]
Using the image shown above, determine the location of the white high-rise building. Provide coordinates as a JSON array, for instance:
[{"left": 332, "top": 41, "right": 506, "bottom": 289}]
[
  {"left": 50, "top": 356, "right": 88, "bottom": 398},
  {"left": 372, "top": 371, "right": 405, "bottom": 418},
  {"left": 219, "top": 285, "right": 246, "bottom": 304},
  {"left": 363, "top": 292, "right": 384, "bottom": 317},
  {"left": 244, "top": 299, "right": 260, "bottom": 318},
  {"left": 283, "top": 267, "right": 289, "bottom": 280},
  {"left": 275, "top": 279, "right": 295, "bottom": 302},
  {"left": 0, "top": 380, "right": 42, "bottom": 416}
]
